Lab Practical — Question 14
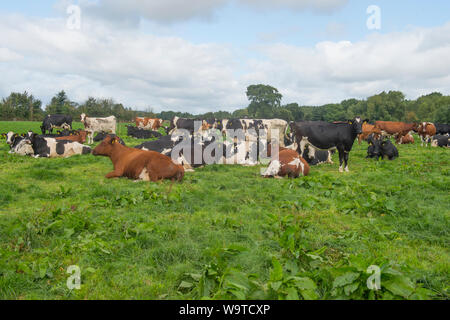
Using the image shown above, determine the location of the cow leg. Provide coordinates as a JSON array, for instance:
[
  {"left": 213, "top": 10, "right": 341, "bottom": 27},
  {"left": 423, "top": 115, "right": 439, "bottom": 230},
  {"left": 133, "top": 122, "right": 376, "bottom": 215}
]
[
  {"left": 105, "top": 170, "right": 123, "bottom": 179},
  {"left": 344, "top": 151, "right": 350, "bottom": 172},
  {"left": 338, "top": 149, "right": 344, "bottom": 173}
]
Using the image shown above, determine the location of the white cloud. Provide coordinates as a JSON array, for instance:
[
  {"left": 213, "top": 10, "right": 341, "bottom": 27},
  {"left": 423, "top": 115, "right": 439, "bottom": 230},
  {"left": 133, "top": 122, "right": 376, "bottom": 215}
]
[
  {"left": 0, "top": 14, "right": 245, "bottom": 113},
  {"left": 0, "top": 11, "right": 449, "bottom": 113},
  {"left": 55, "top": 0, "right": 348, "bottom": 26},
  {"left": 243, "top": 22, "right": 450, "bottom": 105}
]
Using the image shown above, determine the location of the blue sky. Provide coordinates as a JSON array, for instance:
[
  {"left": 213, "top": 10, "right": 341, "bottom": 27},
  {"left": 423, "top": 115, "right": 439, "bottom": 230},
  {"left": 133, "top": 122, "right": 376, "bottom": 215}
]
[{"left": 0, "top": 0, "right": 449, "bottom": 112}]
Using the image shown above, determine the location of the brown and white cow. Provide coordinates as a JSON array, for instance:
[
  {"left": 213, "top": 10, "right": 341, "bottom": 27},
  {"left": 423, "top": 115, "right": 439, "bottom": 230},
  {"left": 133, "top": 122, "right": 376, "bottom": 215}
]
[
  {"left": 135, "top": 117, "right": 163, "bottom": 130},
  {"left": 417, "top": 122, "right": 437, "bottom": 147},
  {"left": 262, "top": 148, "right": 310, "bottom": 179},
  {"left": 81, "top": 113, "right": 116, "bottom": 144},
  {"left": 395, "top": 132, "right": 415, "bottom": 145},
  {"left": 92, "top": 135, "right": 184, "bottom": 182}
]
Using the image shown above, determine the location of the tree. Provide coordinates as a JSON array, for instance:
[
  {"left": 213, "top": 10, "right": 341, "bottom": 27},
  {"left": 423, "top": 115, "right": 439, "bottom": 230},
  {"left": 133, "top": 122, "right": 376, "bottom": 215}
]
[
  {"left": 246, "top": 84, "right": 282, "bottom": 118},
  {"left": 0, "top": 92, "right": 42, "bottom": 120}
]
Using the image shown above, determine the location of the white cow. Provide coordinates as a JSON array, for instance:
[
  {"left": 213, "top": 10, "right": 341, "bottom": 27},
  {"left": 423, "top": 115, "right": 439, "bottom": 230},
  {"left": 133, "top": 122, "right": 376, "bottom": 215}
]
[{"left": 81, "top": 113, "right": 117, "bottom": 144}]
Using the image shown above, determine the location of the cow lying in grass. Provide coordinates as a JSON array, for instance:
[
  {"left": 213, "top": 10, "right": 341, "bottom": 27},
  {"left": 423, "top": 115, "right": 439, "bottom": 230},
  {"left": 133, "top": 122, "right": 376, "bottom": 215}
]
[
  {"left": 262, "top": 148, "right": 310, "bottom": 178},
  {"left": 29, "top": 134, "right": 91, "bottom": 158},
  {"left": 92, "top": 135, "right": 184, "bottom": 182},
  {"left": 366, "top": 136, "right": 399, "bottom": 160}
]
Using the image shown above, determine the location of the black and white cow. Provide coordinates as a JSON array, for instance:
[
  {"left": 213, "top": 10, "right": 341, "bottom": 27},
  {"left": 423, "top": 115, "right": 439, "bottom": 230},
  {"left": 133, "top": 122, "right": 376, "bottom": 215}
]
[
  {"left": 29, "top": 134, "right": 91, "bottom": 158},
  {"left": 41, "top": 114, "right": 73, "bottom": 134},
  {"left": 301, "top": 145, "right": 335, "bottom": 166},
  {"left": 434, "top": 123, "right": 450, "bottom": 135},
  {"left": 431, "top": 135, "right": 450, "bottom": 148},
  {"left": 168, "top": 117, "right": 210, "bottom": 135},
  {"left": 289, "top": 117, "right": 367, "bottom": 172},
  {"left": 126, "top": 126, "right": 162, "bottom": 139}
]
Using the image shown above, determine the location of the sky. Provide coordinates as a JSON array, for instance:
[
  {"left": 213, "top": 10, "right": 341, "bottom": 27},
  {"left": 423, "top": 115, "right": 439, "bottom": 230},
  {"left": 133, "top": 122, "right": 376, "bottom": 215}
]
[{"left": 1, "top": 0, "right": 450, "bottom": 113}]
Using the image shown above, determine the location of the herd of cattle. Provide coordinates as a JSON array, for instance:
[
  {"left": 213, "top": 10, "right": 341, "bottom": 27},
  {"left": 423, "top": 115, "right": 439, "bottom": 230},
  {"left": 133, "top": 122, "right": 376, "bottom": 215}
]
[{"left": 1, "top": 114, "right": 449, "bottom": 182}]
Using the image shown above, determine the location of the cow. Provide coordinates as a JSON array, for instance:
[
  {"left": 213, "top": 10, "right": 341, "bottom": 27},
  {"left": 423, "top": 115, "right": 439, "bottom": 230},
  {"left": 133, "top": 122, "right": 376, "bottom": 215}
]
[
  {"left": 94, "top": 132, "right": 126, "bottom": 145},
  {"left": 135, "top": 117, "right": 163, "bottom": 130},
  {"left": 92, "top": 135, "right": 184, "bottom": 182},
  {"left": 358, "top": 123, "right": 381, "bottom": 144},
  {"left": 28, "top": 134, "right": 91, "bottom": 158},
  {"left": 127, "top": 126, "right": 163, "bottom": 139},
  {"left": 289, "top": 117, "right": 367, "bottom": 172},
  {"left": 395, "top": 133, "right": 414, "bottom": 145},
  {"left": 301, "top": 145, "right": 335, "bottom": 166},
  {"left": 80, "top": 113, "right": 117, "bottom": 144},
  {"left": 417, "top": 122, "right": 437, "bottom": 147},
  {"left": 5, "top": 133, "right": 34, "bottom": 156},
  {"left": 168, "top": 117, "right": 210, "bottom": 135},
  {"left": 366, "top": 137, "right": 398, "bottom": 160},
  {"left": 55, "top": 130, "right": 87, "bottom": 144},
  {"left": 223, "top": 118, "right": 288, "bottom": 147},
  {"left": 262, "top": 149, "right": 310, "bottom": 179},
  {"left": 430, "top": 135, "right": 450, "bottom": 148},
  {"left": 373, "top": 121, "right": 418, "bottom": 138},
  {"left": 434, "top": 123, "right": 450, "bottom": 135},
  {"left": 41, "top": 114, "right": 73, "bottom": 135}
]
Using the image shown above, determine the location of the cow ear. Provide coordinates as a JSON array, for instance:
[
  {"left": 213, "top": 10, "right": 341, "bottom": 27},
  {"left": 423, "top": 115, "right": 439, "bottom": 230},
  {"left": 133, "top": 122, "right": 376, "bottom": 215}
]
[
  {"left": 363, "top": 119, "right": 370, "bottom": 124},
  {"left": 348, "top": 120, "right": 353, "bottom": 124}
]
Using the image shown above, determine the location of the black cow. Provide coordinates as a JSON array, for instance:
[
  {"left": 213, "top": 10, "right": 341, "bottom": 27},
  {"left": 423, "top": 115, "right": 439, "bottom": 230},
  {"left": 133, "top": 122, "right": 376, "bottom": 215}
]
[
  {"left": 431, "top": 135, "right": 450, "bottom": 148},
  {"left": 126, "top": 126, "right": 162, "bottom": 139},
  {"left": 434, "top": 123, "right": 450, "bottom": 135},
  {"left": 94, "top": 132, "right": 126, "bottom": 145},
  {"left": 135, "top": 135, "right": 178, "bottom": 154},
  {"left": 41, "top": 114, "right": 73, "bottom": 134},
  {"left": 366, "top": 137, "right": 398, "bottom": 160},
  {"left": 289, "top": 117, "right": 367, "bottom": 172}
]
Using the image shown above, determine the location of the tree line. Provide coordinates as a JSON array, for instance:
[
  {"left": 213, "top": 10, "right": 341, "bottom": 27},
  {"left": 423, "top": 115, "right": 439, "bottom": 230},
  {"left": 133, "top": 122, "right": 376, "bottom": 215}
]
[{"left": 1, "top": 86, "right": 449, "bottom": 124}]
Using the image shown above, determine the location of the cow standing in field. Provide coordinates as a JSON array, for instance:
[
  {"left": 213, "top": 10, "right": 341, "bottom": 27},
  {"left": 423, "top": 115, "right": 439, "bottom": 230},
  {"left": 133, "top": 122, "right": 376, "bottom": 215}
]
[
  {"left": 373, "top": 121, "right": 418, "bottom": 138},
  {"left": 417, "top": 122, "right": 437, "bottom": 147},
  {"left": 135, "top": 117, "right": 163, "bottom": 130},
  {"left": 80, "top": 113, "right": 116, "bottom": 144},
  {"left": 92, "top": 135, "right": 184, "bottom": 182},
  {"left": 41, "top": 115, "right": 73, "bottom": 134},
  {"left": 289, "top": 117, "right": 366, "bottom": 172}
]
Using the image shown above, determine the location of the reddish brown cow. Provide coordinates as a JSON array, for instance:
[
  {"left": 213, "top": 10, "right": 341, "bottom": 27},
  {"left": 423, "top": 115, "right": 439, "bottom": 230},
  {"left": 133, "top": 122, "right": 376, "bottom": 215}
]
[
  {"left": 358, "top": 123, "right": 381, "bottom": 144},
  {"left": 374, "top": 121, "right": 418, "bottom": 137},
  {"left": 55, "top": 130, "right": 87, "bottom": 144},
  {"left": 262, "top": 149, "right": 310, "bottom": 178},
  {"left": 92, "top": 135, "right": 184, "bottom": 182},
  {"left": 395, "top": 133, "right": 415, "bottom": 144},
  {"left": 417, "top": 122, "right": 437, "bottom": 147},
  {"left": 135, "top": 117, "right": 163, "bottom": 130}
]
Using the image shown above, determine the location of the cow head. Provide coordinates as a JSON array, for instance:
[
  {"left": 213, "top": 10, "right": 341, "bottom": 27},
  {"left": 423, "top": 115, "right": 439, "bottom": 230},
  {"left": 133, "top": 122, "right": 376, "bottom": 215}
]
[
  {"left": 6, "top": 132, "right": 16, "bottom": 145},
  {"left": 80, "top": 113, "right": 87, "bottom": 123},
  {"left": 367, "top": 137, "right": 382, "bottom": 158},
  {"left": 348, "top": 117, "right": 367, "bottom": 135},
  {"left": 92, "top": 135, "right": 121, "bottom": 156}
]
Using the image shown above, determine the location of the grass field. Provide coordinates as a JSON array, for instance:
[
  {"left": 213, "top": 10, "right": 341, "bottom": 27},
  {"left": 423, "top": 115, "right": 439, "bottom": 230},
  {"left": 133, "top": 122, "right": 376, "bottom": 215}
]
[{"left": 0, "top": 121, "right": 449, "bottom": 300}]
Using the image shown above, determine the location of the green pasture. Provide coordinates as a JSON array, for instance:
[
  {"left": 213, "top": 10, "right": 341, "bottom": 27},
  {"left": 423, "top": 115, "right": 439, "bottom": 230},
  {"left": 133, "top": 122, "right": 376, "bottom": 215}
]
[{"left": 0, "top": 121, "right": 448, "bottom": 300}]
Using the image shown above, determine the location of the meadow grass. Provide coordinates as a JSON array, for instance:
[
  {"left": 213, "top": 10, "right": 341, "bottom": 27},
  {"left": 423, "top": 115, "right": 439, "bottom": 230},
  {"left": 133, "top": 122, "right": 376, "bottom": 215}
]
[{"left": 0, "top": 121, "right": 448, "bottom": 299}]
